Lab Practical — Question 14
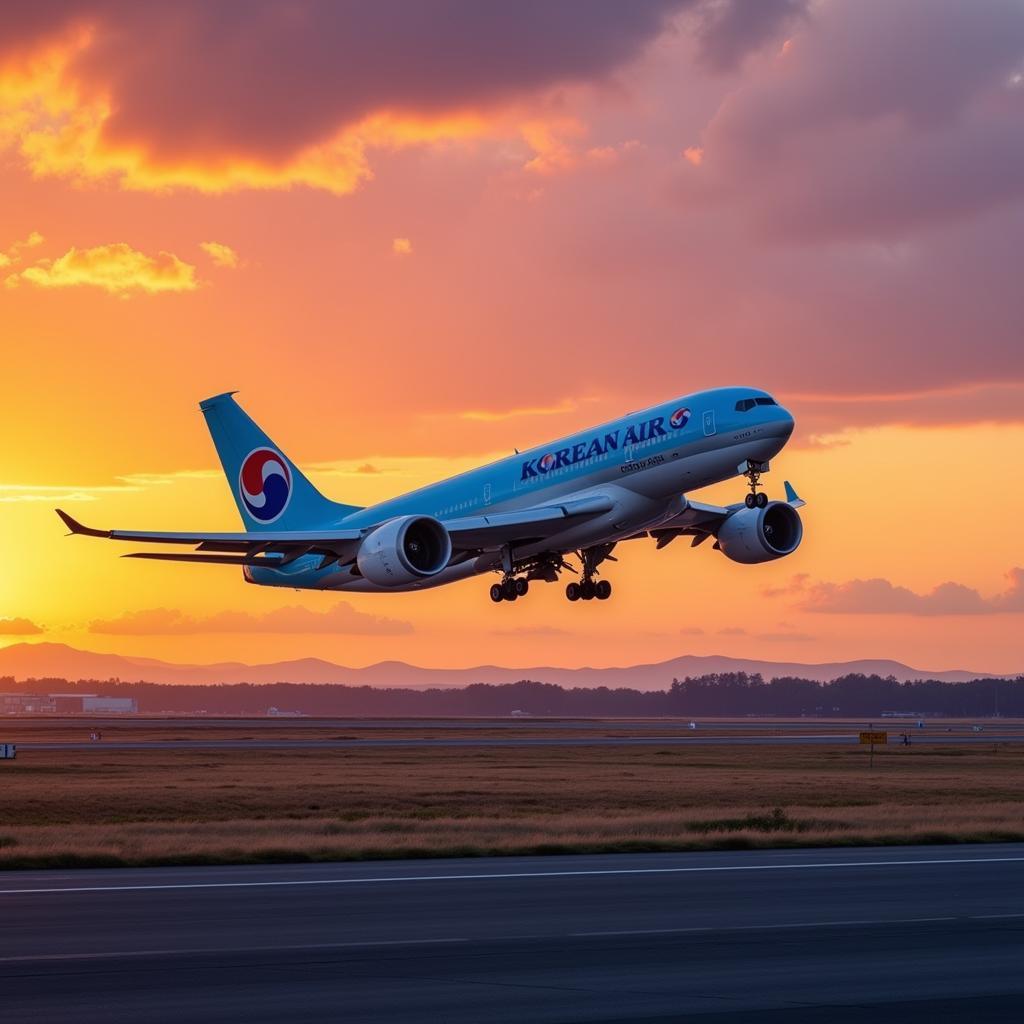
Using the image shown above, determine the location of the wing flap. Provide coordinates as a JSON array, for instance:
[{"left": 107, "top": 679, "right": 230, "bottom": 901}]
[{"left": 444, "top": 494, "right": 613, "bottom": 550}]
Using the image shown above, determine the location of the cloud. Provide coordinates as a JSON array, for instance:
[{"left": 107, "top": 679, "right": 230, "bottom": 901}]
[
  {"left": 0, "top": 617, "right": 44, "bottom": 635},
  {"left": 0, "top": 230, "right": 44, "bottom": 267},
  {"left": 199, "top": 241, "right": 239, "bottom": 268},
  {"left": 0, "top": 2, "right": 807, "bottom": 195},
  {"left": 492, "top": 625, "right": 570, "bottom": 637},
  {"left": 0, "top": 1, "right": 689, "bottom": 194},
  {"left": 769, "top": 569, "right": 1024, "bottom": 616},
  {"left": 88, "top": 602, "right": 413, "bottom": 636},
  {"left": 392, "top": 237, "right": 413, "bottom": 256},
  {"left": 691, "top": 0, "right": 808, "bottom": 72},
  {"left": 456, "top": 397, "right": 594, "bottom": 422},
  {"left": 2, "top": 482, "right": 142, "bottom": 503},
  {"left": 678, "top": 0, "right": 1024, "bottom": 241},
  {"left": 6, "top": 243, "right": 197, "bottom": 295}
]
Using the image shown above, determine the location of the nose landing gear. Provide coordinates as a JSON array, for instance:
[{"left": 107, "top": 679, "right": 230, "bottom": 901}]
[{"left": 742, "top": 460, "right": 770, "bottom": 508}]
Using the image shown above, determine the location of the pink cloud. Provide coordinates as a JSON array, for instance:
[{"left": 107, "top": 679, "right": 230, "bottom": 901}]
[
  {"left": 89, "top": 603, "right": 413, "bottom": 636},
  {"left": 769, "top": 569, "right": 1024, "bottom": 616}
]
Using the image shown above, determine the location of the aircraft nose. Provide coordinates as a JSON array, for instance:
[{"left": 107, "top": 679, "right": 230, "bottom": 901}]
[{"left": 774, "top": 406, "right": 795, "bottom": 441}]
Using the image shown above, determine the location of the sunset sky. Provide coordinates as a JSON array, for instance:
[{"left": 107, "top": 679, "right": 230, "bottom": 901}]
[{"left": 1, "top": 0, "right": 1022, "bottom": 675}]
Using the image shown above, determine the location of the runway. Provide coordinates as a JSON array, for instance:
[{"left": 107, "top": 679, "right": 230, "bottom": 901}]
[
  {"left": 16, "top": 732, "right": 1023, "bottom": 750},
  {"left": 2, "top": 845, "right": 1022, "bottom": 1021}
]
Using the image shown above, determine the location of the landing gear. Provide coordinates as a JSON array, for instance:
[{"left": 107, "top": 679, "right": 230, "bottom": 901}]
[
  {"left": 565, "top": 544, "right": 615, "bottom": 602},
  {"left": 490, "top": 576, "right": 529, "bottom": 602},
  {"left": 488, "top": 547, "right": 616, "bottom": 604},
  {"left": 742, "top": 460, "right": 770, "bottom": 508}
]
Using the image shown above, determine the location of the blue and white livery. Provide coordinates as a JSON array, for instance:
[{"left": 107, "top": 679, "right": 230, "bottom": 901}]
[{"left": 57, "top": 387, "right": 806, "bottom": 603}]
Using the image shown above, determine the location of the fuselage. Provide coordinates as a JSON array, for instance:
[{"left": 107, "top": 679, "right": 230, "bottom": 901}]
[{"left": 247, "top": 386, "right": 795, "bottom": 592}]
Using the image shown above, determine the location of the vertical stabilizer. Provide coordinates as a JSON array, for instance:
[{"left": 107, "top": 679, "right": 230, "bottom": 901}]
[{"left": 199, "top": 392, "right": 360, "bottom": 530}]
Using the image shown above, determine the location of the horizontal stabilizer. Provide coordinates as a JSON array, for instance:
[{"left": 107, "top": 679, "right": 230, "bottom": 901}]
[{"left": 784, "top": 480, "right": 806, "bottom": 508}]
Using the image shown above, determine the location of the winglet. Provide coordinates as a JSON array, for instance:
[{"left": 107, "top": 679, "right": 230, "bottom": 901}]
[
  {"left": 55, "top": 509, "right": 111, "bottom": 538},
  {"left": 783, "top": 481, "right": 806, "bottom": 508}
]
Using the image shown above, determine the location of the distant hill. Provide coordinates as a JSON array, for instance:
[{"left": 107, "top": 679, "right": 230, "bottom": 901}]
[{"left": 0, "top": 642, "right": 1012, "bottom": 689}]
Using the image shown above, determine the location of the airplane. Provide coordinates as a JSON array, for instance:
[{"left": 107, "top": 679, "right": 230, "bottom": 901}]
[{"left": 57, "top": 388, "right": 805, "bottom": 603}]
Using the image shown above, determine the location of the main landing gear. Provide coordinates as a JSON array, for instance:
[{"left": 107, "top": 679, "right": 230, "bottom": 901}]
[
  {"left": 487, "top": 547, "right": 616, "bottom": 603},
  {"left": 490, "top": 577, "right": 529, "bottom": 603},
  {"left": 565, "top": 544, "right": 615, "bottom": 603},
  {"left": 565, "top": 578, "right": 611, "bottom": 602},
  {"left": 742, "top": 460, "right": 770, "bottom": 509}
]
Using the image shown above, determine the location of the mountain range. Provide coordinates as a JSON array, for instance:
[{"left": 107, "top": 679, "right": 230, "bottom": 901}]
[{"left": 0, "top": 642, "right": 1013, "bottom": 689}]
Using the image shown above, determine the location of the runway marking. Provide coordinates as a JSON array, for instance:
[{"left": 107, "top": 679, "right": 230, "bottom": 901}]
[
  {"left": 573, "top": 916, "right": 959, "bottom": 937},
  {"left": 1, "top": 854, "right": 1023, "bottom": 896},
  {"left": 0, "top": 937, "right": 467, "bottom": 964}
]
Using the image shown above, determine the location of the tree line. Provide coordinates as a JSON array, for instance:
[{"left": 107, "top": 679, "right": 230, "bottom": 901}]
[{"left": 2, "top": 672, "right": 1022, "bottom": 717}]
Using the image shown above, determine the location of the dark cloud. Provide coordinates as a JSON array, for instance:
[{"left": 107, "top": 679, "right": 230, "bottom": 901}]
[
  {"left": 6, "top": 1, "right": 682, "bottom": 163},
  {"left": 679, "top": 0, "right": 1024, "bottom": 240},
  {"left": 768, "top": 570, "right": 1024, "bottom": 616},
  {"left": 693, "top": 0, "right": 808, "bottom": 72}
]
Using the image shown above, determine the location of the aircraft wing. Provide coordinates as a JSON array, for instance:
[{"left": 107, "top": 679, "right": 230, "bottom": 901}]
[
  {"left": 442, "top": 494, "right": 612, "bottom": 550},
  {"left": 56, "top": 509, "right": 365, "bottom": 568},
  {"left": 56, "top": 493, "right": 613, "bottom": 569},
  {"left": 644, "top": 481, "right": 806, "bottom": 549}
]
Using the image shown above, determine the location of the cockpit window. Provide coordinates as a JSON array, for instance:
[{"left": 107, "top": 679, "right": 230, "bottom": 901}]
[{"left": 735, "top": 396, "right": 777, "bottom": 412}]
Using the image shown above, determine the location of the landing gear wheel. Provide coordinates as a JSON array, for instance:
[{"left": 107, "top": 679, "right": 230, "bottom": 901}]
[
  {"left": 514, "top": 578, "right": 529, "bottom": 597},
  {"left": 501, "top": 579, "right": 518, "bottom": 601},
  {"left": 490, "top": 583, "right": 504, "bottom": 603},
  {"left": 566, "top": 582, "right": 581, "bottom": 602},
  {"left": 581, "top": 579, "right": 596, "bottom": 600},
  {"left": 595, "top": 579, "right": 612, "bottom": 600},
  {"left": 755, "top": 492, "right": 768, "bottom": 508},
  {"left": 744, "top": 493, "right": 756, "bottom": 509}
]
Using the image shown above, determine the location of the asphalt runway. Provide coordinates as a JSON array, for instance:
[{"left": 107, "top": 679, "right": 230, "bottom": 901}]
[
  {"left": 9, "top": 716, "right": 1017, "bottom": 731},
  {"left": 15, "top": 732, "right": 1024, "bottom": 750},
  {"left": 1, "top": 845, "right": 1022, "bottom": 1022}
]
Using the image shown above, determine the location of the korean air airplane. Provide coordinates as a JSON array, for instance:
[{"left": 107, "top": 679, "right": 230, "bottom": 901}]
[{"left": 57, "top": 388, "right": 805, "bottom": 603}]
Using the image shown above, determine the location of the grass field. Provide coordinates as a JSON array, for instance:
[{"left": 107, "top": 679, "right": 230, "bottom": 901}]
[{"left": 1, "top": 722, "right": 1023, "bottom": 868}]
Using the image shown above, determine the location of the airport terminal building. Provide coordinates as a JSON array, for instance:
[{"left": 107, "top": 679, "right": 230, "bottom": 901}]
[{"left": 0, "top": 693, "right": 137, "bottom": 714}]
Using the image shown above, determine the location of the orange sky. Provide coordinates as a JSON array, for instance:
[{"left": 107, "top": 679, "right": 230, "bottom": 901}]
[{"left": 1, "top": 2, "right": 1022, "bottom": 675}]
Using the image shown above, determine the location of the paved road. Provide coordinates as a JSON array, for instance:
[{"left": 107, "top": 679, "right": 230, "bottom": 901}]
[
  {"left": 14, "top": 732, "right": 1024, "bottom": 750},
  {"left": 2, "top": 845, "right": 1022, "bottom": 1022}
]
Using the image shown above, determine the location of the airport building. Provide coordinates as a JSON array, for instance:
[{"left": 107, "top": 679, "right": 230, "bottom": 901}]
[{"left": 0, "top": 693, "right": 138, "bottom": 714}]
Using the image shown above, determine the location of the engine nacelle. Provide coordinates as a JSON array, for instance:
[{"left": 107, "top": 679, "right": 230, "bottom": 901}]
[
  {"left": 716, "top": 501, "right": 803, "bottom": 564},
  {"left": 356, "top": 515, "right": 452, "bottom": 587}
]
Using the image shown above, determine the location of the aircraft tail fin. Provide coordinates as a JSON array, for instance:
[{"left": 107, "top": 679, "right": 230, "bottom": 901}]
[{"left": 199, "top": 392, "right": 361, "bottom": 530}]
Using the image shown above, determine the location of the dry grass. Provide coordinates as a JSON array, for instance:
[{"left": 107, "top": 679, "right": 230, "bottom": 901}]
[{"left": 0, "top": 739, "right": 1022, "bottom": 868}]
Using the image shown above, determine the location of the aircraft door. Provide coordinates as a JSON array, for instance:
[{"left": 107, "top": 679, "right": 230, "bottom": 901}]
[{"left": 702, "top": 410, "right": 716, "bottom": 436}]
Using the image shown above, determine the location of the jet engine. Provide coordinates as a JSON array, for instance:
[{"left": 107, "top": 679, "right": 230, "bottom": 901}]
[
  {"left": 716, "top": 501, "right": 802, "bottom": 564},
  {"left": 356, "top": 515, "right": 452, "bottom": 586}
]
